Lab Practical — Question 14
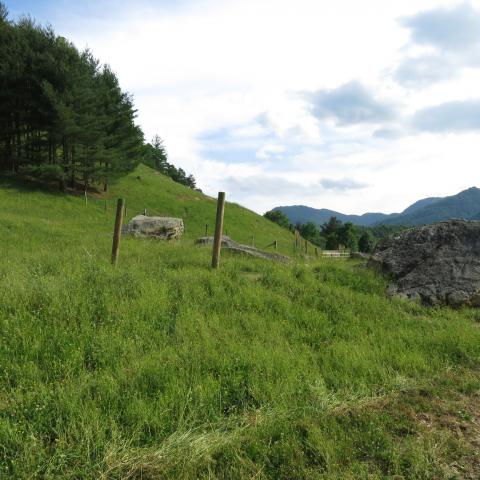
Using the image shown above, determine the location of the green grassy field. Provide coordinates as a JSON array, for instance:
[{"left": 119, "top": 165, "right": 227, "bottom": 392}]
[{"left": 1, "top": 166, "right": 479, "bottom": 479}]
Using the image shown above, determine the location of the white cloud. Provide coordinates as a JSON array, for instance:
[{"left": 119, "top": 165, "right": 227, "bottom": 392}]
[
  {"left": 256, "top": 144, "right": 286, "bottom": 160},
  {"left": 394, "top": 3, "right": 480, "bottom": 87},
  {"left": 32, "top": 0, "right": 480, "bottom": 214},
  {"left": 305, "top": 81, "right": 398, "bottom": 126}
]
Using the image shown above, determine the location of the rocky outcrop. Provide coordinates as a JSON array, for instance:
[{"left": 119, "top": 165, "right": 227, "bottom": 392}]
[
  {"left": 369, "top": 220, "right": 480, "bottom": 307},
  {"left": 195, "top": 235, "right": 238, "bottom": 248},
  {"left": 122, "top": 215, "right": 184, "bottom": 240},
  {"left": 195, "top": 236, "right": 290, "bottom": 263}
]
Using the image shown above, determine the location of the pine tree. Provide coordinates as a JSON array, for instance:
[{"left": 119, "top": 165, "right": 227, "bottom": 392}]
[
  {"left": 0, "top": 8, "right": 192, "bottom": 192},
  {"left": 0, "top": 2, "right": 8, "bottom": 22}
]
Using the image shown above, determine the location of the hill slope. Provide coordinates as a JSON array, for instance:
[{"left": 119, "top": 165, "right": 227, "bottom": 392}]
[
  {"left": 109, "top": 164, "right": 303, "bottom": 251},
  {"left": 400, "top": 196, "right": 442, "bottom": 215},
  {"left": 380, "top": 187, "right": 480, "bottom": 226},
  {"left": 0, "top": 168, "right": 480, "bottom": 479},
  {"left": 0, "top": 164, "right": 297, "bottom": 256},
  {"left": 275, "top": 187, "right": 480, "bottom": 227},
  {"left": 272, "top": 205, "right": 391, "bottom": 226}
]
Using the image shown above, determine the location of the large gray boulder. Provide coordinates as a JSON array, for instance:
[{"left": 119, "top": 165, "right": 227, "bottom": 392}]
[
  {"left": 370, "top": 220, "right": 480, "bottom": 307},
  {"left": 195, "top": 236, "right": 290, "bottom": 263},
  {"left": 122, "top": 215, "right": 184, "bottom": 240}
]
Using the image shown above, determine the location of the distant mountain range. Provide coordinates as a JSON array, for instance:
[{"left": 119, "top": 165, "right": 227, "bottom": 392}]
[{"left": 273, "top": 187, "right": 480, "bottom": 227}]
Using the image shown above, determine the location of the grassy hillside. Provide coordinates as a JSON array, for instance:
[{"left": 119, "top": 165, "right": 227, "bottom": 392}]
[
  {"left": 0, "top": 163, "right": 299, "bottom": 258},
  {"left": 1, "top": 167, "right": 480, "bottom": 479},
  {"left": 107, "top": 164, "right": 299, "bottom": 253}
]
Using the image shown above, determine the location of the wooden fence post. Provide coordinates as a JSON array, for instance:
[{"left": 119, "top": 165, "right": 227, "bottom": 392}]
[
  {"left": 205, "top": 224, "right": 208, "bottom": 237},
  {"left": 274, "top": 240, "right": 277, "bottom": 251},
  {"left": 111, "top": 198, "right": 125, "bottom": 266},
  {"left": 305, "top": 239, "right": 308, "bottom": 254},
  {"left": 84, "top": 189, "right": 88, "bottom": 206},
  {"left": 211, "top": 192, "right": 226, "bottom": 269}
]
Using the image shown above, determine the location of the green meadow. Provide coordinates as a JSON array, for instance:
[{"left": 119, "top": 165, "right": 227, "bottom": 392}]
[{"left": 1, "top": 165, "right": 479, "bottom": 479}]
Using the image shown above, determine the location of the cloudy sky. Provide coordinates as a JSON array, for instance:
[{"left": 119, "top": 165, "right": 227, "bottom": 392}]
[{"left": 6, "top": 0, "right": 480, "bottom": 214}]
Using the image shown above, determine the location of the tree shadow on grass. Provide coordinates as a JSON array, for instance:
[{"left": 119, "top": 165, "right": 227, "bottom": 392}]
[{"left": 0, "top": 173, "right": 101, "bottom": 197}]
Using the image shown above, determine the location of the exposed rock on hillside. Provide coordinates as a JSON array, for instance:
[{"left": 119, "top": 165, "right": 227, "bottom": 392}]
[
  {"left": 370, "top": 220, "right": 480, "bottom": 307},
  {"left": 123, "top": 215, "right": 184, "bottom": 240},
  {"left": 195, "top": 236, "right": 290, "bottom": 263}
]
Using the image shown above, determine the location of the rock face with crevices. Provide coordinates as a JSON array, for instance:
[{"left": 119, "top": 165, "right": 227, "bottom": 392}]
[
  {"left": 122, "top": 215, "right": 184, "bottom": 240},
  {"left": 369, "top": 220, "right": 480, "bottom": 307},
  {"left": 195, "top": 236, "right": 290, "bottom": 263}
]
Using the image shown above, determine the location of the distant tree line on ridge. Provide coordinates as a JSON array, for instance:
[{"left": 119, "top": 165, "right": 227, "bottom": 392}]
[
  {"left": 143, "top": 136, "right": 196, "bottom": 189},
  {"left": 0, "top": 3, "right": 196, "bottom": 192},
  {"left": 264, "top": 209, "right": 408, "bottom": 253}
]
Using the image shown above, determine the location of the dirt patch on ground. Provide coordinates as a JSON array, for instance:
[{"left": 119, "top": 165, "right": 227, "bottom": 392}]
[
  {"left": 331, "top": 383, "right": 480, "bottom": 479},
  {"left": 406, "top": 390, "right": 480, "bottom": 479}
]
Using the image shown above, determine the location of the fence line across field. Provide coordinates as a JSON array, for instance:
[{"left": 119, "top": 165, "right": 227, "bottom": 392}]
[
  {"left": 322, "top": 251, "right": 350, "bottom": 258},
  {"left": 82, "top": 192, "right": 353, "bottom": 261}
]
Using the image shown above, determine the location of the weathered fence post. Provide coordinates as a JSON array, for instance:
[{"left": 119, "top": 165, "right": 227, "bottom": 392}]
[
  {"left": 205, "top": 224, "right": 208, "bottom": 236},
  {"left": 143, "top": 208, "right": 147, "bottom": 215},
  {"left": 84, "top": 189, "right": 88, "bottom": 206},
  {"left": 274, "top": 240, "right": 278, "bottom": 251},
  {"left": 211, "top": 192, "right": 226, "bottom": 269},
  {"left": 111, "top": 198, "right": 125, "bottom": 266},
  {"left": 305, "top": 239, "right": 308, "bottom": 254}
]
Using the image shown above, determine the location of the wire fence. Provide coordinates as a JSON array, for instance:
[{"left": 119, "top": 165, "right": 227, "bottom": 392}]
[{"left": 79, "top": 192, "right": 350, "bottom": 260}]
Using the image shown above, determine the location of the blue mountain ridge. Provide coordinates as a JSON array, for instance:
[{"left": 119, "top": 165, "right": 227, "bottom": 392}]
[{"left": 273, "top": 187, "right": 480, "bottom": 226}]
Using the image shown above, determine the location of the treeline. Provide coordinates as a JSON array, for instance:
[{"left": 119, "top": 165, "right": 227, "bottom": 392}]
[
  {"left": 143, "top": 136, "right": 196, "bottom": 189},
  {"left": 264, "top": 210, "right": 408, "bottom": 252},
  {"left": 0, "top": 4, "right": 196, "bottom": 192}
]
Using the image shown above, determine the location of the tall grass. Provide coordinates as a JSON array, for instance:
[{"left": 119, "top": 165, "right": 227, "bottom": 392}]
[{"left": 0, "top": 168, "right": 479, "bottom": 478}]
